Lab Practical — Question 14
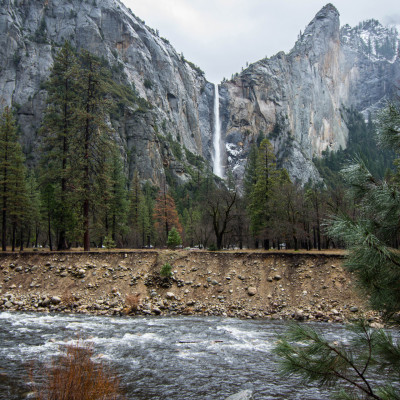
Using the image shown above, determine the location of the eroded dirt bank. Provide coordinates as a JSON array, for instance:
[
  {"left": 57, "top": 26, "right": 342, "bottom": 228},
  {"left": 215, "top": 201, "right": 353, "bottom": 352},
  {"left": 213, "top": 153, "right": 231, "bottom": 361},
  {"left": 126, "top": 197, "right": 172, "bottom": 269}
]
[{"left": 0, "top": 250, "right": 378, "bottom": 322}]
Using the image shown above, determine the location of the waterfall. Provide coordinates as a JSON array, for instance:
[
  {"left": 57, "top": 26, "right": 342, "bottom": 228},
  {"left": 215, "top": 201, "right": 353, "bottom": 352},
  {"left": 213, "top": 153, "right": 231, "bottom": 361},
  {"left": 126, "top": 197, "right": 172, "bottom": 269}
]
[{"left": 213, "top": 83, "right": 223, "bottom": 178}]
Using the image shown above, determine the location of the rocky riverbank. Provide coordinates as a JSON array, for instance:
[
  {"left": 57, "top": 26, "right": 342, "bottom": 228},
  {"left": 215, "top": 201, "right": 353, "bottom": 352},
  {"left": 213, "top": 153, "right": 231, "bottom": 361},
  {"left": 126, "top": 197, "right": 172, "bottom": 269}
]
[{"left": 0, "top": 250, "right": 379, "bottom": 323}]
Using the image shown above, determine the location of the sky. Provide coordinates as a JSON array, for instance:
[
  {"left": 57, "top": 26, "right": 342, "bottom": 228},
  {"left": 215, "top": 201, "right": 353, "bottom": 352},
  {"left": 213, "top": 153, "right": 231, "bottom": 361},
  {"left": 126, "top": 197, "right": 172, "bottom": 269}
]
[{"left": 121, "top": 0, "right": 400, "bottom": 83}]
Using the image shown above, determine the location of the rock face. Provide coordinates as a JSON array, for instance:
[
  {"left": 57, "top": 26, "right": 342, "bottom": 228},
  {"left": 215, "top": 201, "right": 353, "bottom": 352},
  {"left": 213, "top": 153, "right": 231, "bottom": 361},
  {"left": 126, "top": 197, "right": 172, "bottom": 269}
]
[
  {"left": 0, "top": 1, "right": 399, "bottom": 185},
  {"left": 220, "top": 4, "right": 400, "bottom": 184},
  {"left": 0, "top": 0, "right": 214, "bottom": 185}
]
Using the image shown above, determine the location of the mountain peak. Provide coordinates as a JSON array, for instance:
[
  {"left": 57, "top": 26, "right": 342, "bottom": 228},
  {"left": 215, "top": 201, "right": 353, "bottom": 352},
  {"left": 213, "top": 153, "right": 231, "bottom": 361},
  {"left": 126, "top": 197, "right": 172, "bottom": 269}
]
[
  {"left": 292, "top": 2, "right": 340, "bottom": 55},
  {"left": 340, "top": 18, "right": 399, "bottom": 61},
  {"left": 305, "top": 3, "right": 340, "bottom": 34},
  {"left": 315, "top": 3, "right": 340, "bottom": 20}
]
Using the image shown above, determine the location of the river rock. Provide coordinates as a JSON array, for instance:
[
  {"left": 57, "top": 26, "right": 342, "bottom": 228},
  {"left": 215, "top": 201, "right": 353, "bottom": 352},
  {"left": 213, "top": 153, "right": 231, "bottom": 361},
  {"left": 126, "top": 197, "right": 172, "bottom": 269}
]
[
  {"left": 225, "top": 390, "right": 254, "bottom": 400},
  {"left": 51, "top": 296, "right": 62, "bottom": 305},
  {"left": 165, "top": 292, "right": 176, "bottom": 299},
  {"left": 41, "top": 298, "right": 51, "bottom": 307},
  {"left": 370, "top": 322, "right": 385, "bottom": 329},
  {"left": 247, "top": 287, "right": 257, "bottom": 296},
  {"left": 294, "top": 309, "right": 305, "bottom": 321}
]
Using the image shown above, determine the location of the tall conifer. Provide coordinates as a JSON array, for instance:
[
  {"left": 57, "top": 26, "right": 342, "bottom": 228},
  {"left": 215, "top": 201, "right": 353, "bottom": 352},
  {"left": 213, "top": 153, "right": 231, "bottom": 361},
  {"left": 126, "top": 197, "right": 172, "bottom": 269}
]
[
  {"left": 72, "top": 50, "right": 113, "bottom": 251},
  {"left": 0, "top": 107, "right": 27, "bottom": 251},
  {"left": 248, "top": 138, "right": 279, "bottom": 247},
  {"left": 40, "top": 41, "right": 79, "bottom": 250}
]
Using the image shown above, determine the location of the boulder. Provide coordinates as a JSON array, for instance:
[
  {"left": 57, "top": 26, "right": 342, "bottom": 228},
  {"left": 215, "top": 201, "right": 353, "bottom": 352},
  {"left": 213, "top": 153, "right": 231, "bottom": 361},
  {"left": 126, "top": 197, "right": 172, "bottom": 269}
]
[
  {"left": 51, "top": 296, "right": 62, "bottom": 305},
  {"left": 247, "top": 287, "right": 257, "bottom": 296}
]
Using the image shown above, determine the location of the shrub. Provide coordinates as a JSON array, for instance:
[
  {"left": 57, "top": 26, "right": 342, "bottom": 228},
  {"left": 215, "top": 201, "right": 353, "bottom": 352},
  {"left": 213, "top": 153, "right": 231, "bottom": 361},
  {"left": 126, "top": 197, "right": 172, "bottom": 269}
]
[
  {"left": 30, "top": 340, "right": 124, "bottom": 400},
  {"left": 144, "top": 79, "right": 153, "bottom": 89},
  {"left": 160, "top": 262, "right": 172, "bottom": 277},
  {"left": 103, "top": 236, "right": 116, "bottom": 249},
  {"left": 125, "top": 293, "right": 140, "bottom": 312},
  {"left": 61, "top": 291, "right": 75, "bottom": 308},
  {"left": 167, "top": 227, "right": 182, "bottom": 249}
]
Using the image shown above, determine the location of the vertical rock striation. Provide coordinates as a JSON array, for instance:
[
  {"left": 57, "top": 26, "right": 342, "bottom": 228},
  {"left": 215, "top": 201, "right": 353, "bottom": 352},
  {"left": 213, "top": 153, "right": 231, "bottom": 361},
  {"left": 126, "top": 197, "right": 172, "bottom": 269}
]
[
  {"left": 0, "top": 1, "right": 399, "bottom": 186},
  {"left": 220, "top": 4, "right": 400, "bottom": 184},
  {"left": 0, "top": 0, "right": 214, "bottom": 185}
]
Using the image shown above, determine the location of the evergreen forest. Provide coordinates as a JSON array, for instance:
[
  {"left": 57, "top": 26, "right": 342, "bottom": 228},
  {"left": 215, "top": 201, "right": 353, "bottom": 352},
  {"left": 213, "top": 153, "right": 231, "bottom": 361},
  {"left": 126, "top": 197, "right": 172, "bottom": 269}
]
[{"left": 0, "top": 43, "right": 396, "bottom": 252}]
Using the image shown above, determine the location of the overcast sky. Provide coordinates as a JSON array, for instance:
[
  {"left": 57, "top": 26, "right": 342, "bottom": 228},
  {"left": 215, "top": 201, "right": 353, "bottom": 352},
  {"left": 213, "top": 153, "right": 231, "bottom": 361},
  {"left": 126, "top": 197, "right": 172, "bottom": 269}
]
[{"left": 121, "top": 0, "right": 400, "bottom": 83}]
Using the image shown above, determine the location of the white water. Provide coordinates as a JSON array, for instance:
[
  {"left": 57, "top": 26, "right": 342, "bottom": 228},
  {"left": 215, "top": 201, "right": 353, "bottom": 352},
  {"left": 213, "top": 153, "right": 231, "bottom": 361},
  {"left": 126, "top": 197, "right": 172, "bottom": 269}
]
[
  {"left": 213, "top": 83, "right": 224, "bottom": 178},
  {"left": 0, "top": 312, "right": 357, "bottom": 399}
]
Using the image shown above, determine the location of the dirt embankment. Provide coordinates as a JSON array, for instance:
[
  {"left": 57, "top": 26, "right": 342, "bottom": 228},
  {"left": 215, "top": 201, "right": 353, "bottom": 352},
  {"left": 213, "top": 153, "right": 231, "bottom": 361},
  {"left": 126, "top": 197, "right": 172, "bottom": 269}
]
[{"left": 0, "top": 250, "right": 378, "bottom": 322}]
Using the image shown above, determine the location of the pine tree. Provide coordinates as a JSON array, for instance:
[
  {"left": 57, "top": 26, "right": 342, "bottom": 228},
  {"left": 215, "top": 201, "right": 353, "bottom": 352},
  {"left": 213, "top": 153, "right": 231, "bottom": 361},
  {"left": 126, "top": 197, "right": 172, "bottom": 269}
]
[
  {"left": 274, "top": 103, "right": 400, "bottom": 399},
  {"left": 243, "top": 143, "right": 258, "bottom": 202},
  {"left": 153, "top": 189, "right": 182, "bottom": 246},
  {"left": 40, "top": 183, "right": 56, "bottom": 251},
  {"left": 0, "top": 107, "right": 27, "bottom": 251},
  {"left": 9, "top": 160, "right": 28, "bottom": 251},
  {"left": 107, "top": 149, "right": 128, "bottom": 245},
  {"left": 25, "top": 172, "right": 42, "bottom": 248},
  {"left": 167, "top": 226, "right": 182, "bottom": 249},
  {"left": 182, "top": 206, "right": 201, "bottom": 248},
  {"left": 248, "top": 138, "right": 279, "bottom": 248},
  {"left": 128, "top": 169, "right": 141, "bottom": 247},
  {"left": 71, "top": 50, "right": 113, "bottom": 251},
  {"left": 40, "top": 41, "right": 79, "bottom": 250}
]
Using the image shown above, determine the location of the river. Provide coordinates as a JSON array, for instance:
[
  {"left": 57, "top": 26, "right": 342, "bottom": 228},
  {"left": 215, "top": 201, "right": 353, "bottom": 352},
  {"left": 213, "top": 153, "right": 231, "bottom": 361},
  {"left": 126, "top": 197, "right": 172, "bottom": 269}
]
[{"left": 0, "top": 312, "right": 383, "bottom": 399}]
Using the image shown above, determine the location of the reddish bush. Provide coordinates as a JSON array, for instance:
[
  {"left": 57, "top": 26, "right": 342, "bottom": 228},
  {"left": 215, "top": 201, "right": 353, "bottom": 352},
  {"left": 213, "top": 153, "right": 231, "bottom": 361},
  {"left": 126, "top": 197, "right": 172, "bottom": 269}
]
[
  {"left": 31, "top": 341, "right": 124, "bottom": 400},
  {"left": 125, "top": 293, "right": 141, "bottom": 312}
]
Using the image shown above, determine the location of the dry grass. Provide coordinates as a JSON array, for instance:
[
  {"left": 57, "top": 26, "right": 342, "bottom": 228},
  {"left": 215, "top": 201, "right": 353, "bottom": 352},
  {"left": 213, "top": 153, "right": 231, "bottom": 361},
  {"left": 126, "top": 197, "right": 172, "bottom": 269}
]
[
  {"left": 125, "top": 293, "right": 141, "bottom": 313},
  {"left": 61, "top": 291, "right": 75, "bottom": 307},
  {"left": 31, "top": 341, "right": 124, "bottom": 400}
]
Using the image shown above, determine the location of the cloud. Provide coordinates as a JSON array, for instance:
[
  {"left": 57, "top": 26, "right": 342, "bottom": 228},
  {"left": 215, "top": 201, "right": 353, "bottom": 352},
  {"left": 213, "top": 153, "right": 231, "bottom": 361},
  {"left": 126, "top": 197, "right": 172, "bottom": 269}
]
[{"left": 123, "top": 0, "right": 400, "bottom": 82}]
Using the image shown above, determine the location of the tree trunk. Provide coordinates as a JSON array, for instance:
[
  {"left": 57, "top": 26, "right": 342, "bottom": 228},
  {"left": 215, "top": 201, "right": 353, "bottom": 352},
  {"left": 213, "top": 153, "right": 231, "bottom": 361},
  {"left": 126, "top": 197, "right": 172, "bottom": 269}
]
[
  {"left": 20, "top": 228, "right": 24, "bottom": 251},
  {"left": 11, "top": 223, "right": 16, "bottom": 252},
  {"left": 26, "top": 228, "right": 31, "bottom": 249},
  {"left": 2, "top": 168, "right": 7, "bottom": 251},
  {"left": 35, "top": 226, "right": 39, "bottom": 248},
  {"left": 58, "top": 79, "right": 69, "bottom": 251},
  {"left": 48, "top": 211, "right": 53, "bottom": 251},
  {"left": 216, "top": 234, "right": 223, "bottom": 250},
  {"left": 293, "top": 236, "right": 298, "bottom": 251},
  {"left": 83, "top": 198, "right": 90, "bottom": 251},
  {"left": 2, "top": 196, "right": 6, "bottom": 251},
  {"left": 313, "top": 226, "right": 317, "bottom": 249}
]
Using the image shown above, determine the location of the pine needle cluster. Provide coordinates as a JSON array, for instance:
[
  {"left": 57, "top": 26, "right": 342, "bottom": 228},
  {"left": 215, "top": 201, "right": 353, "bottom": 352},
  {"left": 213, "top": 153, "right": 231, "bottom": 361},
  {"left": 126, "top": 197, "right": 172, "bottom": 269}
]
[{"left": 275, "top": 102, "right": 400, "bottom": 399}]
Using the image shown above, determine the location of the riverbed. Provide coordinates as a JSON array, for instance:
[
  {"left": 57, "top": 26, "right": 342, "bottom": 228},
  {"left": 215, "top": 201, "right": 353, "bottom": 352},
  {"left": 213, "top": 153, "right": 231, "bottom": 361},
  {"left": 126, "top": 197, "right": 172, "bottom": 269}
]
[{"left": 0, "top": 311, "right": 366, "bottom": 399}]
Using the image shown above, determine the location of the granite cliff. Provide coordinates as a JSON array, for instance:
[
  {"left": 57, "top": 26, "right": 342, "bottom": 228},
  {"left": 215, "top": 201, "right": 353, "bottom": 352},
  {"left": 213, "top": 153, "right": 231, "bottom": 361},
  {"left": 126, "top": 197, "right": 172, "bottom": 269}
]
[
  {"left": 0, "top": 0, "right": 214, "bottom": 185},
  {"left": 0, "top": 1, "right": 399, "bottom": 185},
  {"left": 220, "top": 4, "right": 400, "bottom": 183}
]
